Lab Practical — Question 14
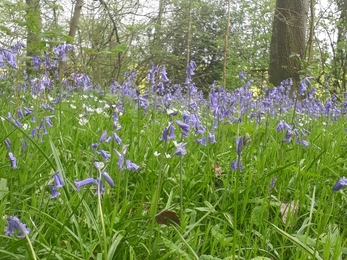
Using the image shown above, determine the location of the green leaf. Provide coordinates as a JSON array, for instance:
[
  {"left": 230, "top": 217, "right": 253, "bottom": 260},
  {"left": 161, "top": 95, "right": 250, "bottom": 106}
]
[
  {"left": 0, "top": 178, "right": 8, "bottom": 200},
  {"left": 111, "top": 43, "right": 127, "bottom": 54},
  {"left": 0, "top": 25, "right": 12, "bottom": 35}
]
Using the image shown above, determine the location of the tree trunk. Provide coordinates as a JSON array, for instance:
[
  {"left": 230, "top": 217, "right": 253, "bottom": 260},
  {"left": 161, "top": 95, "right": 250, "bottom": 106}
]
[
  {"left": 268, "top": 0, "right": 309, "bottom": 91},
  {"left": 186, "top": 0, "right": 192, "bottom": 68},
  {"left": 334, "top": 0, "right": 347, "bottom": 91},
  {"left": 223, "top": 0, "right": 231, "bottom": 87},
  {"left": 58, "top": 0, "right": 83, "bottom": 80},
  {"left": 26, "top": 0, "right": 41, "bottom": 75}
]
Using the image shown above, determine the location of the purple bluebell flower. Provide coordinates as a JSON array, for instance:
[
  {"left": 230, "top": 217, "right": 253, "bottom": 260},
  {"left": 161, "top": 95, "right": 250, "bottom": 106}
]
[
  {"left": 4, "top": 138, "right": 11, "bottom": 150},
  {"left": 168, "top": 124, "right": 176, "bottom": 139},
  {"left": 126, "top": 160, "right": 140, "bottom": 171},
  {"left": 333, "top": 177, "right": 347, "bottom": 191},
  {"left": 3, "top": 49, "right": 17, "bottom": 68},
  {"left": 50, "top": 185, "right": 61, "bottom": 199},
  {"left": 55, "top": 43, "right": 73, "bottom": 62},
  {"left": 113, "top": 132, "right": 122, "bottom": 145},
  {"left": 99, "top": 130, "right": 108, "bottom": 143},
  {"left": 94, "top": 178, "right": 106, "bottom": 195},
  {"left": 94, "top": 161, "right": 104, "bottom": 170},
  {"left": 175, "top": 120, "right": 190, "bottom": 138},
  {"left": 174, "top": 142, "right": 187, "bottom": 156},
  {"left": 97, "top": 150, "right": 111, "bottom": 161},
  {"left": 23, "top": 106, "right": 33, "bottom": 116},
  {"left": 269, "top": 177, "right": 277, "bottom": 191},
  {"left": 53, "top": 172, "right": 64, "bottom": 188},
  {"left": 114, "top": 149, "right": 125, "bottom": 172},
  {"left": 161, "top": 66, "right": 169, "bottom": 82},
  {"left": 17, "top": 109, "right": 24, "bottom": 119},
  {"left": 231, "top": 160, "right": 242, "bottom": 171},
  {"left": 209, "top": 132, "right": 216, "bottom": 144},
  {"left": 74, "top": 178, "right": 96, "bottom": 191},
  {"left": 160, "top": 126, "right": 169, "bottom": 141},
  {"left": 296, "top": 138, "right": 309, "bottom": 147},
  {"left": 239, "top": 71, "right": 247, "bottom": 81},
  {"left": 44, "top": 116, "right": 54, "bottom": 127},
  {"left": 91, "top": 143, "right": 99, "bottom": 150},
  {"left": 8, "top": 152, "right": 18, "bottom": 168},
  {"left": 282, "top": 130, "right": 293, "bottom": 143},
  {"left": 196, "top": 137, "right": 207, "bottom": 146},
  {"left": 5, "top": 216, "right": 30, "bottom": 238},
  {"left": 30, "top": 127, "right": 37, "bottom": 138},
  {"left": 32, "top": 56, "right": 41, "bottom": 70},
  {"left": 236, "top": 135, "right": 249, "bottom": 155},
  {"left": 14, "top": 119, "right": 23, "bottom": 128},
  {"left": 101, "top": 171, "right": 114, "bottom": 187}
]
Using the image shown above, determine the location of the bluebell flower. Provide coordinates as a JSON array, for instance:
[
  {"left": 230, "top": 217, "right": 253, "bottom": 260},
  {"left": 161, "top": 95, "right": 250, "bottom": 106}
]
[
  {"left": 97, "top": 150, "right": 111, "bottom": 161},
  {"left": 55, "top": 43, "right": 73, "bottom": 62},
  {"left": 91, "top": 143, "right": 99, "bottom": 150},
  {"left": 174, "top": 142, "right": 187, "bottom": 156},
  {"left": 161, "top": 66, "right": 169, "bottom": 82},
  {"left": 8, "top": 152, "right": 18, "bottom": 168},
  {"left": 5, "top": 216, "right": 30, "bottom": 238},
  {"left": 44, "top": 116, "right": 54, "bottom": 127},
  {"left": 269, "top": 177, "right": 277, "bottom": 191},
  {"left": 50, "top": 185, "right": 61, "bottom": 199},
  {"left": 239, "top": 71, "right": 247, "bottom": 81},
  {"left": 99, "top": 130, "right": 108, "bottom": 143},
  {"left": 53, "top": 172, "right": 64, "bottom": 188},
  {"left": 113, "top": 132, "right": 122, "bottom": 145},
  {"left": 17, "top": 109, "right": 24, "bottom": 119},
  {"left": 209, "top": 132, "right": 216, "bottom": 144},
  {"left": 4, "top": 138, "right": 11, "bottom": 150},
  {"left": 126, "top": 160, "right": 140, "bottom": 171},
  {"left": 282, "top": 130, "right": 293, "bottom": 143},
  {"left": 175, "top": 120, "right": 190, "bottom": 138},
  {"left": 196, "top": 137, "right": 207, "bottom": 146},
  {"left": 94, "top": 161, "right": 104, "bottom": 170},
  {"left": 32, "top": 56, "right": 41, "bottom": 70},
  {"left": 3, "top": 49, "right": 17, "bottom": 68},
  {"left": 74, "top": 178, "right": 96, "bottom": 191},
  {"left": 168, "top": 124, "right": 176, "bottom": 139},
  {"left": 231, "top": 160, "right": 242, "bottom": 171},
  {"left": 296, "top": 138, "right": 309, "bottom": 147},
  {"left": 23, "top": 106, "right": 33, "bottom": 116},
  {"left": 333, "top": 177, "right": 347, "bottom": 191},
  {"left": 236, "top": 135, "right": 249, "bottom": 156},
  {"left": 101, "top": 171, "right": 114, "bottom": 187},
  {"left": 160, "top": 126, "right": 169, "bottom": 141},
  {"left": 94, "top": 178, "right": 106, "bottom": 195},
  {"left": 114, "top": 149, "right": 125, "bottom": 172}
]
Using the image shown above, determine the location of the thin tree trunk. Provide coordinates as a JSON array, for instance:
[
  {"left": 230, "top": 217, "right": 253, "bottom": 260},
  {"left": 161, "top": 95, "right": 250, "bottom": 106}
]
[
  {"left": 223, "top": 0, "right": 231, "bottom": 86},
  {"left": 186, "top": 0, "right": 192, "bottom": 68},
  {"left": 26, "top": 0, "right": 41, "bottom": 75},
  {"left": 307, "top": 0, "right": 315, "bottom": 66},
  {"left": 58, "top": 0, "right": 83, "bottom": 80}
]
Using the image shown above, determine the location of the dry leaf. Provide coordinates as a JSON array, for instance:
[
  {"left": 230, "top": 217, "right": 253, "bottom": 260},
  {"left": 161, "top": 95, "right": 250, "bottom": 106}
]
[
  {"left": 155, "top": 209, "right": 180, "bottom": 226},
  {"left": 212, "top": 162, "right": 223, "bottom": 177},
  {"left": 280, "top": 200, "right": 299, "bottom": 225}
]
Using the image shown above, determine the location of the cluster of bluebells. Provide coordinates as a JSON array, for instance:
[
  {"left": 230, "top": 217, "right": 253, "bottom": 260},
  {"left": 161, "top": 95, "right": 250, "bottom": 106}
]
[
  {"left": 4, "top": 138, "right": 17, "bottom": 169},
  {"left": 50, "top": 172, "right": 64, "bottom": 199}
]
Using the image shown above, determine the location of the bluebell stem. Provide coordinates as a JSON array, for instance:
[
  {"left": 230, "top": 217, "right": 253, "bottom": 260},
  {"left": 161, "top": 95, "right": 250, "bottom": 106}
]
[
  {"left": 5, "top": 216, "right": 30, "bottom": 238},
  {"left": 50, "top": 185, "right": 61, "bottom": 199},
  {"left": 53, "top": 172, "right": 64, "bottom": 188},
  {"left": 126, "top": 160, "right": 140, "bottom": 171},
  {"left": 101, "top": 171, "right": 114, "bottom": 187},
  {"left": 8, "top": 152, "right": 18, "bottom": 168},
  {"left": 333, "top": 177, "right": 347, "bottom": 191},
  {"left": 74, "top": 178, "right": 96, "bottom": 191},
  {"left": 94, "top": 178, "right": 106, "bottom": 195},
  {"left": 174, "top": 142, "right": 187, "bottom": 156}
]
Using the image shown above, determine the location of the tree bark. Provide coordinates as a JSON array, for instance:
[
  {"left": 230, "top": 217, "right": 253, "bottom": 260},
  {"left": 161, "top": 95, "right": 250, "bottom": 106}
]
[
  {"left": 58, "top": 0, "right": 83, "bottom": 80},
  {"left": 334, "top": 0, "right": 347, "bottom": 91},
  {"left": 269, "top": 0, "right": 309, "bottom": 91},
  {"left": 26, "top": 0, "right": 41, "bottom": 74},
  {"left": 223, "top": 0, "right": 231, "bottom": 87}
]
